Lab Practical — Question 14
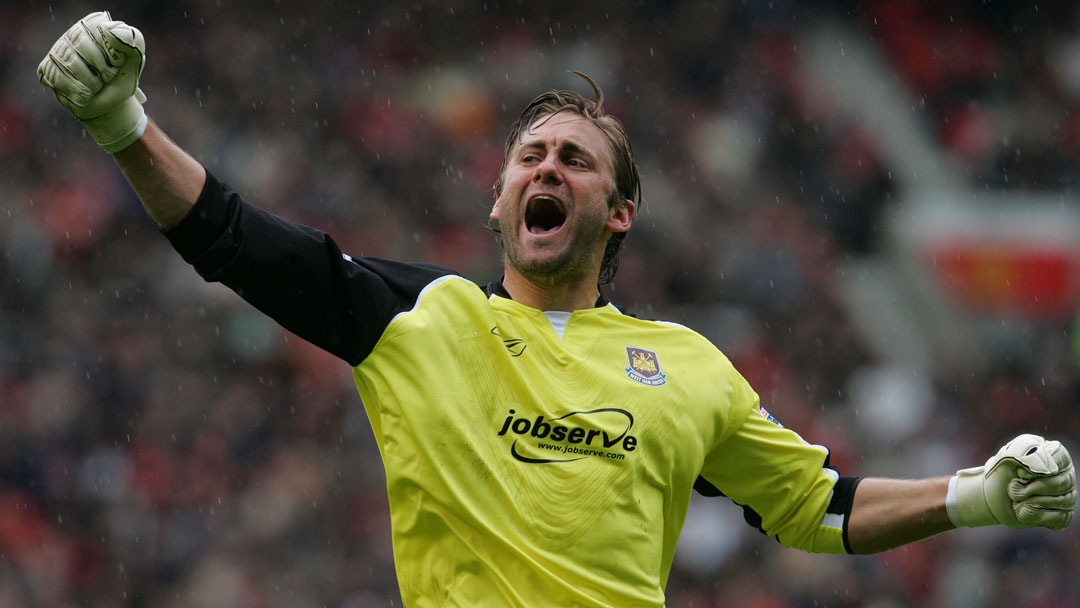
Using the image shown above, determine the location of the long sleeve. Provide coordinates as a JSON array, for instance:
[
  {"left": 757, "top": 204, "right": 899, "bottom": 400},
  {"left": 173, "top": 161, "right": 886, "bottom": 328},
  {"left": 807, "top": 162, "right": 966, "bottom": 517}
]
[
  {"left": 695, "top": 369, "right": 860, "bottom": 554},
  {"left": 162, "top": 171, "right": 455, "bottom": 365}
]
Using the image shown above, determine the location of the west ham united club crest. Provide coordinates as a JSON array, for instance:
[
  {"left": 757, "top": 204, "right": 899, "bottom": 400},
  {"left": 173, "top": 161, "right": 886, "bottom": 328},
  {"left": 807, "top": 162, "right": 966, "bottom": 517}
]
[{"left": 625, "top": 347, "right": 667, "bottom": 386}]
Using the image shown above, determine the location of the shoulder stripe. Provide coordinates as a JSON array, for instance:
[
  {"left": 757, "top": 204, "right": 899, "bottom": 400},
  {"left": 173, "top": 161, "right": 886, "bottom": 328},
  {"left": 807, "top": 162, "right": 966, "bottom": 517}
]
[
  {"left": 387, "top": 274, "right": 468, "bottom": 327},
  {"left": 620, "top": 311, "right": 694, "bottom": 332},
  {"left": 650, "top": 319, "right": 691, "bottom": 330},
  {"left": 603, "top": 303, "right": 692, "bottom": 330}
]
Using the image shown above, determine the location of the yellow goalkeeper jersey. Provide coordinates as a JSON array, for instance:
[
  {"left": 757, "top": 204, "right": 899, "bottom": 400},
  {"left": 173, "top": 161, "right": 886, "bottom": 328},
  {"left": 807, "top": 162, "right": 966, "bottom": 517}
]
[
  {"left": 353, "top": 276, "right": 848, "bottom": 607},
  {"left": 166, "top": 173, "right": 857, "bottom": 608}
]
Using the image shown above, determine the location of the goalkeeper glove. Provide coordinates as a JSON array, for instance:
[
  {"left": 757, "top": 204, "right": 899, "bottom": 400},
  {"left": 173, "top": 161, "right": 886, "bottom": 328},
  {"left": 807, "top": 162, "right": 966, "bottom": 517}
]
[
  {"left": 38, "top": 11, "right": 147, "bottom": 153},
  {"left": 947, "top": 433, "right": 1075, "bottom": 530}
]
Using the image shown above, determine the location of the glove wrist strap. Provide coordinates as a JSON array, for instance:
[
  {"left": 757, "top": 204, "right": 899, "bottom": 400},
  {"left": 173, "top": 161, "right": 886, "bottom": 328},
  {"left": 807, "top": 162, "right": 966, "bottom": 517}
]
[
  {"left": 949, "top": 467, "right": 998, "bottom": 527},
  {"left": 81, "top": 93, "right": 147, "bottom": 153}
]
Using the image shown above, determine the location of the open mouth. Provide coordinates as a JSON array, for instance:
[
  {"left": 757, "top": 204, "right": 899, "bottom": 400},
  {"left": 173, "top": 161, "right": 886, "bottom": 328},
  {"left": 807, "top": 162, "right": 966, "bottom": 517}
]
[{"left": 525, "top": 195, "right": 567, "bottom": 236}]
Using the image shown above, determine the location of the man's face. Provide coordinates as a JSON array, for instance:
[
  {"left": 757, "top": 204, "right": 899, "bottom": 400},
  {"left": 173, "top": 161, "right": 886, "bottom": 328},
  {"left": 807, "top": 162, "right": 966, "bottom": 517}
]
[{"left": 491, "top": 112, "right": 633, "bottom": 286}]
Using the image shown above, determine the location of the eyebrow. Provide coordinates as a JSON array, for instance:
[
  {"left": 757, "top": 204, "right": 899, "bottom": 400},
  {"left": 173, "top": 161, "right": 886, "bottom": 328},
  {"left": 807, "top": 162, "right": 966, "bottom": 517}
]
[{"left": 516, "top": 139, "right": 597, "bottom": 163}]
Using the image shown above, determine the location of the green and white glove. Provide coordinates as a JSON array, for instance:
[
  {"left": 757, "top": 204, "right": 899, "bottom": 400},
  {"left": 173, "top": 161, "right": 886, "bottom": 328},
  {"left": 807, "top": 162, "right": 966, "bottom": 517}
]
[
  {"left": 38, "top": 11, "right": 147, "bottom": 153},
  {"left": 947, "top": 433, "right": 1076, "bottom": 530}
]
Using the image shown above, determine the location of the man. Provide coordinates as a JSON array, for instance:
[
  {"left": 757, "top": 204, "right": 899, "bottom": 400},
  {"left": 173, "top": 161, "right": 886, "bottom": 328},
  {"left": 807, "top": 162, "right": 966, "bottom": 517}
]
[{"left": 38, "top": 12, "right": 1076, "bottom": 607}]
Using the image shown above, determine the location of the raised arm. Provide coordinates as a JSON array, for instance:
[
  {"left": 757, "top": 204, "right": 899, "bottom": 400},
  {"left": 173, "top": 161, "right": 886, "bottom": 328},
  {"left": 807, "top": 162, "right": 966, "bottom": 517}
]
[
  {"left": 848, "top": 434, "right": 1075, "bottom": 554},
  {"left": 37, "top": 11, "right": 204, "bottom": 227},
  {"left": 37, "top": 12, "right": 465, "bottom": 368}
]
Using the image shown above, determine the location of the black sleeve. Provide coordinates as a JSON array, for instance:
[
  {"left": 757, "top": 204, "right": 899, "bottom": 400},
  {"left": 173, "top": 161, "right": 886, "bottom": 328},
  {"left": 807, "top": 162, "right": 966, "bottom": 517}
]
[{"left": 163, "top": 171, "right": 456, "bottom": 365}]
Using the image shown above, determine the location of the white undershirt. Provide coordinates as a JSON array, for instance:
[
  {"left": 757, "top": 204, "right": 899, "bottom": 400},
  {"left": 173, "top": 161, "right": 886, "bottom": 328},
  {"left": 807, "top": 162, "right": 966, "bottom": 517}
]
[{"left": 543, "top": 311, "right": 571, "bottom": 339}]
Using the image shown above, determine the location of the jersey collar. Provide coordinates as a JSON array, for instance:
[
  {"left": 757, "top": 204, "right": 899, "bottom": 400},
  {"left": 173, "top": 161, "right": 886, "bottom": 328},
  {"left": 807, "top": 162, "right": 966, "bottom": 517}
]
[{"left": 483, "top": 276, "right": 610, "bottom": 308}]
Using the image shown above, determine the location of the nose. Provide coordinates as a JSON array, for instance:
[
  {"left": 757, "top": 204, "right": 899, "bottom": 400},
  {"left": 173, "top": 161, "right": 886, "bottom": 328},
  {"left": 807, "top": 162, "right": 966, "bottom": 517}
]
[{"left": 533, "top": 153, "right": 562, "bottom": 185}]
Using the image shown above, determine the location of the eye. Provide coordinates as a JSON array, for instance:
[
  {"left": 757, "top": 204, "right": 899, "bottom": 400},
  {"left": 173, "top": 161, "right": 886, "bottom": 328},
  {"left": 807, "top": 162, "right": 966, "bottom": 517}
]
[
  {"left": 520, "top": 154, "right": 540, "bottom": 164},
  {"left": 566, "top": 158, "right": 586, "bottom": 168}
]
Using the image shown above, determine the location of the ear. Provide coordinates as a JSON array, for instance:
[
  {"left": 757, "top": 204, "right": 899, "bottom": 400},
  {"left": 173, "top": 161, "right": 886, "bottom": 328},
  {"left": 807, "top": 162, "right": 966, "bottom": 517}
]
[
  {"left": 490, "top": 190, "right": 502, "bottom": 220},
  {"left": 606, "top": 198, "right": 635, "bottom": 233}
]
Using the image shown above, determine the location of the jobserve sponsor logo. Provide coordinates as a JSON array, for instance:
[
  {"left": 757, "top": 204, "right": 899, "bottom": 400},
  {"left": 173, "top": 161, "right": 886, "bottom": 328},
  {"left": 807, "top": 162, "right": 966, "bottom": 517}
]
[{"left": 496, "top": 408, "right": 638, "bottom": 463}]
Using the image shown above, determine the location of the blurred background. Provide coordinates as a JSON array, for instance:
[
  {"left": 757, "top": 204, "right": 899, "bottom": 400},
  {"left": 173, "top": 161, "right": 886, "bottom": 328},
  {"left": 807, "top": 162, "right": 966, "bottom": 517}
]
[{"left": 2, "top": 0, "right": 1080, "bottom": 606}]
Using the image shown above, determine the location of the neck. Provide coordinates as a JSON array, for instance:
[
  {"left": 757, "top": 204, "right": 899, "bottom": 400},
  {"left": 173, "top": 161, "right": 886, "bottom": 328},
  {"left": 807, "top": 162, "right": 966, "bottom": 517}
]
[{"left": 501, "top": 263, "right": 602, "bottom": 312}]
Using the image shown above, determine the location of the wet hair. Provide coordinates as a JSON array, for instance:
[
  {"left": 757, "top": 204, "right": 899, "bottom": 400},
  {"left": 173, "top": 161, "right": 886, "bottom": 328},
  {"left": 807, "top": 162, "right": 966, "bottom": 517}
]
[{"left": 493, "top": 72, "right": 642, "bottom": 285}]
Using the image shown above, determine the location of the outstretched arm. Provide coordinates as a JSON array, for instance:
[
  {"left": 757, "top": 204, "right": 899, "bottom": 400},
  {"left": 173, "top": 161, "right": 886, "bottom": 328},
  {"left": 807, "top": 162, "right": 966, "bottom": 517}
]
[
  {"left": 847, "top": 477, "right": 953, "bottom": 554},
  {"left": 847, "top": 435, "right": 1075, "bottom": 554}
]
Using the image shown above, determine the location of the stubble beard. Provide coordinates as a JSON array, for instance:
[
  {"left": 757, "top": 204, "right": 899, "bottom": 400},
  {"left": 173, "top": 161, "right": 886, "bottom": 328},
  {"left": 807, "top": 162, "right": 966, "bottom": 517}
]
[{"left": 499, "top": 208, "right": 608, "bottom": 287}]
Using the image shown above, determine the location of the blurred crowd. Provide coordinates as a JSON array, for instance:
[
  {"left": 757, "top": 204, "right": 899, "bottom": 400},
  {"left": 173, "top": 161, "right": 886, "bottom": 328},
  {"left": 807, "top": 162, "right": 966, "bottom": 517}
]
[{"left": 1, "top": 0, "right": 1079, "bottom": 606}]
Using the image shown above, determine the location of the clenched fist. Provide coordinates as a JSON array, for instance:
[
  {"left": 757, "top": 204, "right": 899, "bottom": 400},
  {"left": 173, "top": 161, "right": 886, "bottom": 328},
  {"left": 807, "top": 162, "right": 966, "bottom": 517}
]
[
  {"left": 948, "top": 434, "right": 1076, "bottom": 530},
  {"left": 38, "top": 11, "right": 148, "bottom": 153}
]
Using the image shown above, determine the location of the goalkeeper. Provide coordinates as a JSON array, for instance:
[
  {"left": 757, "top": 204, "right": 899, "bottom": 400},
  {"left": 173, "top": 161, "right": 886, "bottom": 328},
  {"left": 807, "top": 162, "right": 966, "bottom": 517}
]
[{"left": 38, "top": 12, "right": 1076, "bottom": 607}]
